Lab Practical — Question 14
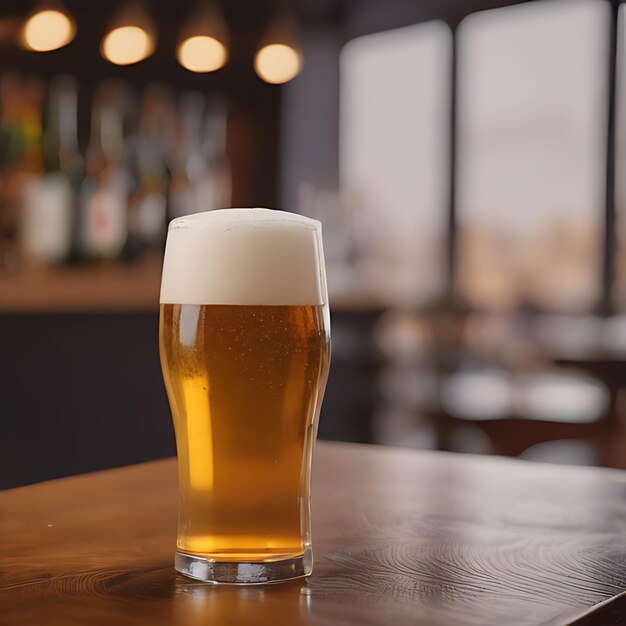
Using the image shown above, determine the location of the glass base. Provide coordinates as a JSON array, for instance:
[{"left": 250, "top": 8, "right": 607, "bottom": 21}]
[{"left": 175, "top": 548, "right": 312, "bottom": 585}]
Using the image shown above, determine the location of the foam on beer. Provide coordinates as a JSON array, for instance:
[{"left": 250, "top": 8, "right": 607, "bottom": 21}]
[{"left": 160, "top": 208, "right": 326, "bottom": 306}]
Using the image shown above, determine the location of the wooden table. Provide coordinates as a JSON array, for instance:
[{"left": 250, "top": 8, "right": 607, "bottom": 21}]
[{"left": 2, "top": 442, "right": 626, "bottom": 625}]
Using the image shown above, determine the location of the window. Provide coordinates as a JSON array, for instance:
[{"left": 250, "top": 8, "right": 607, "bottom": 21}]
[
  {"left": 457, "top": 0, "right": 609, "bottom": 312},
  {"left": 339, "top": 21, "right": 451, "bottom": 307}
]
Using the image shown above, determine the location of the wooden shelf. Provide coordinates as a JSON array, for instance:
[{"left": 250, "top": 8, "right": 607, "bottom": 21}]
[
  {"left": 0, "top": 258, "right": 162, "bottom": 314},
  {"left": 0, "top": 256, "right": 388, "bottom": 314}
]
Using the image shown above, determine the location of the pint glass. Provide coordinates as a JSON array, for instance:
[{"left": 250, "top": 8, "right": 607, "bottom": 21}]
[{"left": 159, "top": 208, "right": 330, "bottom": 584}]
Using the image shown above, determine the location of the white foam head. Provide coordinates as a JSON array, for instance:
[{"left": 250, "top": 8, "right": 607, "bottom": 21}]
[{"left": 160, "top": 208, "right": 327, "bottom": 305}]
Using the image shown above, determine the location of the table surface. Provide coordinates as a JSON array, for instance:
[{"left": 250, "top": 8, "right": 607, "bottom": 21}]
[{"left": 2, "top": 442, "right": 626, "bottom": 626}]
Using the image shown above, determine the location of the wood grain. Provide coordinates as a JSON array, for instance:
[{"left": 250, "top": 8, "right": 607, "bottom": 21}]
[{"left": 2, "top": 442, "right": 626, "bottom": 625}]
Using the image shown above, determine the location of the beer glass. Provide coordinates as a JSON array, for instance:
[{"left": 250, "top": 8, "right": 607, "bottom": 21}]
[{"left": 159, "top": 208, "right": 330, "bottom": 584}]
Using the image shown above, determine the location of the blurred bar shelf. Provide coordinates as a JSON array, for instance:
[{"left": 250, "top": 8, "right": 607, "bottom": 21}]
[
  {"left": 0, "top": 258, "right": 389, "bottom": 314},
  {"left": 0, "top": 257, "right": 162, "bottom": 313}
]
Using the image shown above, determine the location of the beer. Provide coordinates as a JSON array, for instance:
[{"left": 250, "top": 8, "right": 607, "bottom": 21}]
[
  {"left": 160, "top": 303, "right": 328, "bottom": 559},
  {"left": 159, "top": 208, "right": 330, "bottom": 584}
]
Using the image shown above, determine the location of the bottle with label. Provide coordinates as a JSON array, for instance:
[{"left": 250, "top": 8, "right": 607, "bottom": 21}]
[
  {"left": 169, "top": 91, "right": 233, "bottom": 219},
  {"left": 20, "top": 76, "right": 82, "bottom": 265},
  {"left": 202, "top": 97, "right": 231, "bottom": 210},
  {"left": 78, "top": 82, "right": 129, "bottom": 261},
  {"left": 0, "top": 73, "right": 24, "bottom": 272},
  {"left": 167, "top": 91, "right": 204, "bottom": 220},
  {"left": 127, "top": 83, "right": 172, "bottom": 256},
  {"left": 16, "top": 76, "right": 50, "bottom": 268}
]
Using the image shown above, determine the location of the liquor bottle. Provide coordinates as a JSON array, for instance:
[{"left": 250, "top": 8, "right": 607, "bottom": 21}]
[
  {"left": 202, "top": 97, "right": 231, "bottom": 210},
  {"left": 19, "top": 76, "right": 82, "bottom": 265},
  {"left": 0, "top": 73, "right": 24, "bottom": 272},
  {"left": 168, "top": 91, "right": 232, "bottom": 219},
  {"left": 127, "top": 84, "right": 172, "bottom": 255},
  {"left": 78, "top": 82, "right": 129, "bottom": 260},
  {"left": 55, "top": 76, "right": 84, "bottom": 191},
  {"left": 16, "top": 76, "right": 53, "bottom": 267},
  {"left": 167, "top": 91, "right": 204, "bottom": 219}
]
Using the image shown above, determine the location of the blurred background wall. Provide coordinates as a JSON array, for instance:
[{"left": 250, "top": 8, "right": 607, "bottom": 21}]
[{"left": 1, "top": 0, "right": 626, "bottom": 488}]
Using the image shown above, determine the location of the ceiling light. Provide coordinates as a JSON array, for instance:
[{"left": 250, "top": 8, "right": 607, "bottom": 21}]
[
  {"left": 254, "top": 13, "right": 303, "bottom": 85},
  {"left": 101, "top": 5, "right": 156, "bottom": 66},
  {"left": 20, "top": 2, "right": 75, "bottom": 52},
  {"left": 254, "top": 43, "right": 302, "bottom": 84},
  {"left": 176, "top": 3, "right": 229, "bottom": 73}
]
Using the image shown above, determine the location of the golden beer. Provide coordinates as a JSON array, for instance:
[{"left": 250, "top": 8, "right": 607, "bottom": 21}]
[
  {"left": 160, "top": 303, "right": 329, "bottom": 559},
  {"left": 159, "top": 208, "right": 330, "bottom": 584}
]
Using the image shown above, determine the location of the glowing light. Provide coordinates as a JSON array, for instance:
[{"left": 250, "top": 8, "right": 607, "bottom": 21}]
[
  {"left": 21, "top": 9, "right": 75, "bottom": 52},
  {"left": 177, "top": 36, "right": 227, "bottom": 73},
  {"left": 101, "top": 25, "right": 154, "bottom": 66},
  {"left": 254, "top": 43, "right": 302, "bottom": 84}
]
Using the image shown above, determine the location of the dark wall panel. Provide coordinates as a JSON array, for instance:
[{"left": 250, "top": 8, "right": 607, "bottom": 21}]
[
  {"left": 0, "top": 310, "right": 382, "bottom": 489},
  {"left": 0, "top": 313, "right": 174, "bottom": 489}
]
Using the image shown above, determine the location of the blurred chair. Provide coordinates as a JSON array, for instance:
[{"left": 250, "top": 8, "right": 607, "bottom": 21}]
[
  {"left": 373, "top": 301, "right": 624, "bottom": 467},
  {"left": 440, "top": 368, "right": 611, "bottom": 462},
  {"left": 419, "top": 302, "right": 623, "bottom": 467}
]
